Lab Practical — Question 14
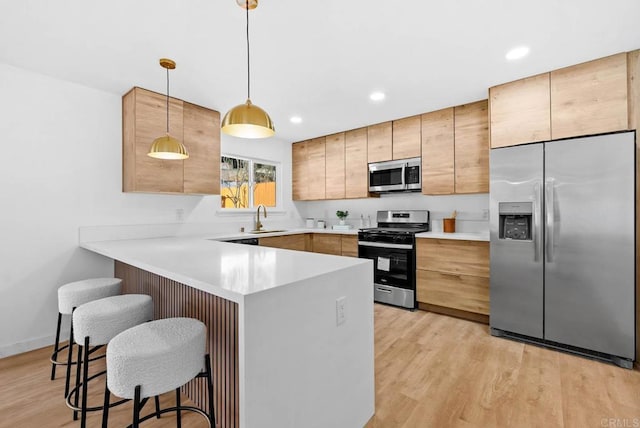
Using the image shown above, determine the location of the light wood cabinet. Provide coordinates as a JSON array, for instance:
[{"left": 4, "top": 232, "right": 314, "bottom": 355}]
[
  {"left": 325, "top": 133, "right": 345, "bottom": 200},
  {"left": 489, "top": 73, "right": 551, "bottom": 148},
  {"left": 122, "top": 87, "right": 220, "bottom": 195},
  {"left": 421, "top": 102, "right": 488, "bottom": 195},
  {"left": 292, "top": 141, "right": 308, "bottom": 200},
  {"left": 416, "top": 238, "right": 490, "bottom": 319},
  {"left": 454, "top": 100, "right": 489, "bottom": 194},
  {"left": 292, "top": 138, "right": 326, "bottom": 201},
  {"left": 421, "top": 108, "right": 454, "bottom": 194},
  {"left": 551, "top": 53, "right": 628, "bottom": 139},
  {"left": 345, "top": 127, "right": 369, "bottom": 199},
  {"left": 259, "top": 234, "right": 309, "bottom": 251},
  {"left": 312, "top": 234, "right": 342, "bottom": 255},
  {"left": 367, "top": 122, "right": 392, "bottom": 163},
  {"left": 392, "top": 115, "right": 421, "bottom": 159},
  {"left": 341, "top": 235, "right": 358, "bottom": 257}
]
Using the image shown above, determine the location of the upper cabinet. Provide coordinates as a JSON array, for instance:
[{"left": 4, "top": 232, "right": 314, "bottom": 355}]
[
  {"left": 325, "top": 133, "right": 346, "bottom": 200},
  {"left": 122, "top": 87, "right": 220, "bottom": 195},
  {"left": 489, "top": 73, "right": 551, "bottom": 149},
  {"left": 392, "top": 115, "right": 422, "bottom": 159},
  {"left": 292, "top": 138, "right": 326, "bottom": 201},
  {"left": 421, "top": 101, "right": 489, "bottom": 195},
  {"left": 367, "top": 122, "right": 392, "bottom": 163},
  {"left": 345, "top": 127, "right": 370, "bottom": 199},
  {"left": 550, "top": 53, "right": 628, "bottom": 140},
  {"left": 454, "top": 100, "right": 489, "bottom": 194},
  {"left": 490, "top": 52, "right": 630, "bottom": 148}
]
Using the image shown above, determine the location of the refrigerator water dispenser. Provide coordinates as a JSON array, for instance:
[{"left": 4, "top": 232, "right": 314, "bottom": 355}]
[{"left": 498, "top": 202, "right": 532, "bottom": 241}]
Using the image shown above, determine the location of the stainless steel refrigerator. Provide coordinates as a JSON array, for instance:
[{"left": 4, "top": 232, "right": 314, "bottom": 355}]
[{"left": 489, "top": 131, "right": 635, "bottom": 368}]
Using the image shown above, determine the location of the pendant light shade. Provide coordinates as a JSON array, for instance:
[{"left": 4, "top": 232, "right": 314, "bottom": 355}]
[
  {"left": 148, "top": 58, "right": 189, "bottom": 160},
  {"left": 222, "top": 0, "right": 275, "bottom": 139},
  {"left": 221, "top": 99, "right": 275, "bottom": 138}
]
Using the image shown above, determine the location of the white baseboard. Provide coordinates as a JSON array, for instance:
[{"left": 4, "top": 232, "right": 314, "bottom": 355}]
[{"left": 0, "top": 328, "right": 69, "bottom": 358}]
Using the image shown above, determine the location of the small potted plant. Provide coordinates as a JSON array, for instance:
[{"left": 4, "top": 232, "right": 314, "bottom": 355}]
[{"left": 336, "top": 210, "right": 349, "bottom": 225}]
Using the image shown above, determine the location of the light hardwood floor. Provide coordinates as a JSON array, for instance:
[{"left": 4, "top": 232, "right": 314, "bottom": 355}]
[{"left": 2, "top": 304, "right": 640, "bottom": 427}]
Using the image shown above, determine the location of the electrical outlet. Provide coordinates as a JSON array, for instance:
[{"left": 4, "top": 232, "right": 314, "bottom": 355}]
[
  {"left": 176, "top": 208, "right": 184, "bottom": 222},
  {"left": 482, "top": 209, "right": 489, "bottom": 220},
  {"left": 336, "top": 296, "right": 346, "bottom": 326}
]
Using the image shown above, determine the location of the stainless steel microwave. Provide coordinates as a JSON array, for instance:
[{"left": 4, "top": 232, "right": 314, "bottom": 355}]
[{"left": 368, "top": 157, "right": 421, "bottom": 193}]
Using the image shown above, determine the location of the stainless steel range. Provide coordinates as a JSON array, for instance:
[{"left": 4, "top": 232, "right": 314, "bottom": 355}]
[{"left": 358, "top": 210, "right": 429, "bottom": 309}]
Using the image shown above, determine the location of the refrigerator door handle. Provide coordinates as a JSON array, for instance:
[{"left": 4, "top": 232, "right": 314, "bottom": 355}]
[
  {"left": 545, "top": 178, "right": 555, "bottom": 263},
  {"left": 533, "top": 181, "right": 542, "bottom": 262}
]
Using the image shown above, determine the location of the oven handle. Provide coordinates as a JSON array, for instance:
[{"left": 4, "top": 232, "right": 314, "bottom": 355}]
[
  {"left": 358, "top": 241, "right": 413, "bottom": 250},
  {"left": 401, "top": 163, "right": 406, "bottom": 188}
]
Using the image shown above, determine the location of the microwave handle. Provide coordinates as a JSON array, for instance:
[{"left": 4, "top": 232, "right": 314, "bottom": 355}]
[{"left": 401, "top": 163, "right": 406, "bottom": 187}]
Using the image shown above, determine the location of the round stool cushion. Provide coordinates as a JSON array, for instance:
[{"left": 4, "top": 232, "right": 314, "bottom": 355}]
[
  {"left": 107, "top": 318, "right": 206, "bottom": 399},
  {"left": 58, "top": 278, "right": 122, "bottom": 315},
  {"left": 73, "top": 294, "right": 153, "bottom": 346}
]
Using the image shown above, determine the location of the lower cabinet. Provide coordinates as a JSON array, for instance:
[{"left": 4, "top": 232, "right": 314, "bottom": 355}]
[
  {"left": 259, "top": 234, "right": 310, "bottom": 251},
  {"left": 416, "top": 238, "right": 490, "bottom": 321},
  {"left": 340, "top": 235, "right": 358, "bottom": 257}
]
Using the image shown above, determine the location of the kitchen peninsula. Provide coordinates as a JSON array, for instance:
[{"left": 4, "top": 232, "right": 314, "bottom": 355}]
[{"left": 81, "top": 236, "right": 374, "bottom": 428}]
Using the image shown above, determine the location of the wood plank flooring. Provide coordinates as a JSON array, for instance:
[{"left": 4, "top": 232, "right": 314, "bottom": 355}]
[{"left": 2, "top": 304, "right": 640, "bottom": 427}]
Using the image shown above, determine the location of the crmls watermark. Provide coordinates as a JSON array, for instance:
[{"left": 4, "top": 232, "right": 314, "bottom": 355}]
[{"left": 601, "top": 418, "right": 640, "bottom": 428}]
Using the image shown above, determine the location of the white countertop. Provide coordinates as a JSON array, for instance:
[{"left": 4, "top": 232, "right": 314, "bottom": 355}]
[
  {"left": 415, "top": 231, "right": 490, "bottom": 242},
  {"left": 211, "top": 228, "right": 358, "bottom": 241},
  {"left": 81, "top": 236, "right": 369, "bottom": 303}
]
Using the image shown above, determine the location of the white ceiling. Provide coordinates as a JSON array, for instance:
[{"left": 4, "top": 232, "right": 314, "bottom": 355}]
[{"left": 1, "top": 0, "right": 639, "bottom": 144}]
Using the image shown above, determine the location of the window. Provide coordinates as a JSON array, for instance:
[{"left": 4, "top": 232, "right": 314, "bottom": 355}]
[{"left": 220, "top": 155, "right": 278, "bottom": 209}]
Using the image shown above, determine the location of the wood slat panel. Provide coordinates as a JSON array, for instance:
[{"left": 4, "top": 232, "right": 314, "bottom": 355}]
[
  {"left": 416, "top": 269, "right": 490, "bottom": 315},
  {"left": 115, "top": 261, "right": 239, "bottom": 428},
  {"left": 416, "top": 239, "right": 489, "bottom": 278}
]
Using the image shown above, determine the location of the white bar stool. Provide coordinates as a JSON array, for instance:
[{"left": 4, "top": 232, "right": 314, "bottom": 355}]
[
  {"left": 66, "top": 294, "right": 154, "bottom": 428},
  {"left": 103, "top": 317, "right": 215, "bottom": 428},
  {"left": 51, "top": 278, "right": 122, "bottom": 398}
]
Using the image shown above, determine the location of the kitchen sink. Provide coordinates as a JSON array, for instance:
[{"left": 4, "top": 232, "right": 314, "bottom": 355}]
[{"left": 248, "top": 229, "right": 287, "bottom": 234}]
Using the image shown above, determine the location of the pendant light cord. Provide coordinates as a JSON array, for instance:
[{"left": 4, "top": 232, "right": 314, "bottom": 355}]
[
  {"left": 246, "top": 0, "right": 250, "bottom": 100},
  {"left": 166, "top": 66, "right": 170, "bottom": 134}
]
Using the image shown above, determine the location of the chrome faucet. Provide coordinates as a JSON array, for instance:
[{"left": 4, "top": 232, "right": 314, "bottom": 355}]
[{"left": 255, "top": 204, "right": 267, "bottom": 231}]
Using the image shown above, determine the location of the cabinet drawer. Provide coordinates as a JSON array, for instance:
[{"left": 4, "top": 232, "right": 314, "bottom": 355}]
[
  {"left": 312, "top": 234, "right": 342, "bottom": 255},
  {"left": 416, "top": 239, "right": 489, "bottom": 277},
  {"left": 417, "top": 270, "right": 489, "bottom": 315}
]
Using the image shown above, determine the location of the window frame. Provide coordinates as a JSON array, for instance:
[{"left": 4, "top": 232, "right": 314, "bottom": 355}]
[{"left": 219, "top": 153, "right": 282, "bottom": 212}]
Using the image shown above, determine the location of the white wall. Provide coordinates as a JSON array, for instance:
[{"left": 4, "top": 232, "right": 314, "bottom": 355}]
[{"left": 0, "top": 63, "right": 298, "bottom": 356}]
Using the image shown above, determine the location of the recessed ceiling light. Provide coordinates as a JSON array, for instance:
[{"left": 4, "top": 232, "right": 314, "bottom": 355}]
[
  {"left": 290, "top": 116, "right": 302, "bottom": 124},
  {"left": 505, "top": 46, "right": 530, "bottom": 61},
  {"left": 369, "top": 91, "right": 385, "bottom": 102}
]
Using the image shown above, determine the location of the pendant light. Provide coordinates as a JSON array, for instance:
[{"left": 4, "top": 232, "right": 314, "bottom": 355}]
[
  {"left": 221, "top": 0, "right": 275, "bottom": 139},
  {"left": 148, "top": 58, "right": 189, "bottom": 159}
]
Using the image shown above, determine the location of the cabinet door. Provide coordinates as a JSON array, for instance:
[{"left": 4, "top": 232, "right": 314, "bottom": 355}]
[
  {"left": 489, "top": 73, "right": 551, "bottom": 148},
  {"left": 551, "top": 53, "right": 628, "bottom": 139},
  {"left": 259, "top": 234, "right": 307, "bottom": 251},
  {"left": 183, "top": 102, "right": 220, "bottom": 194},
  {"left": 312, "top": 234, "right": 342, "bottom": 255},
  {"left": 421, "top": 108, "right": 454, "bottom": 195},
  {"left": 367, "top": 122, "right": 392, "bottom": 162},
  {"left": 416, "top": 270, "right": 489, "bottom": 315},
  {"left": 392, "top": 115, "right": 421, "bottom": 159},
  {"left": 416, "top": 239, "right": 489, "bottom": 277},
  {"left": 454, "top": 100, "right": 489, "bottom": 194},
  {"left": 307, "top": 137, "right": 326, "bottom": 200},
  {"left": 345, "top": 128, "right": 369, "bottom": 198},
  {"left": 341, "top": 235, "right": 358, "bottom": 257},
  {"left": 325, "top": 133, "right": 345, "bottom": 200},
  {"left": 292, "top": 141, "right": 308, "bottom": 201},
  {"left": 127, "top": 87, "right": 184, "bottom": 193}
]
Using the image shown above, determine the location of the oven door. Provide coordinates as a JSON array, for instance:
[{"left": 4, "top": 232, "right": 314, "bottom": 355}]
[
  {"left": 369, "top": 161, "right": 406, "bottom": 192},
  {"left": 358, "top": 241, "right": 416, "bottom": 309}
]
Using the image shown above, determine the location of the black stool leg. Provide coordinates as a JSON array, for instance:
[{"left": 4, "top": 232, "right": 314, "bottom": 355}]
[
  {"left": 64, "top": 308, "right": 76, "bottom": 398},
  {"left": 176, "top": 387, "right": 182, "bottom": 428},
  {"left": 50, "top": 312, "right": 62, "bottom": 380},
  {"left": 102, "top": 381, "right": 110, "bottom": 428},
  {"left": 80, "top": 336, "right": 90, "bottom": 428},
  {"left": 154, "top": 395, "right": 161, "bottom": 419},
  {"left": 205, "top": 355, "right": 215, "bottom": 427},
  {"left": 133, "top": 385, "right": 141, "bottom": 428},
  {"left": 73, "top": 338, "right": 82, "bottom": 421}
]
